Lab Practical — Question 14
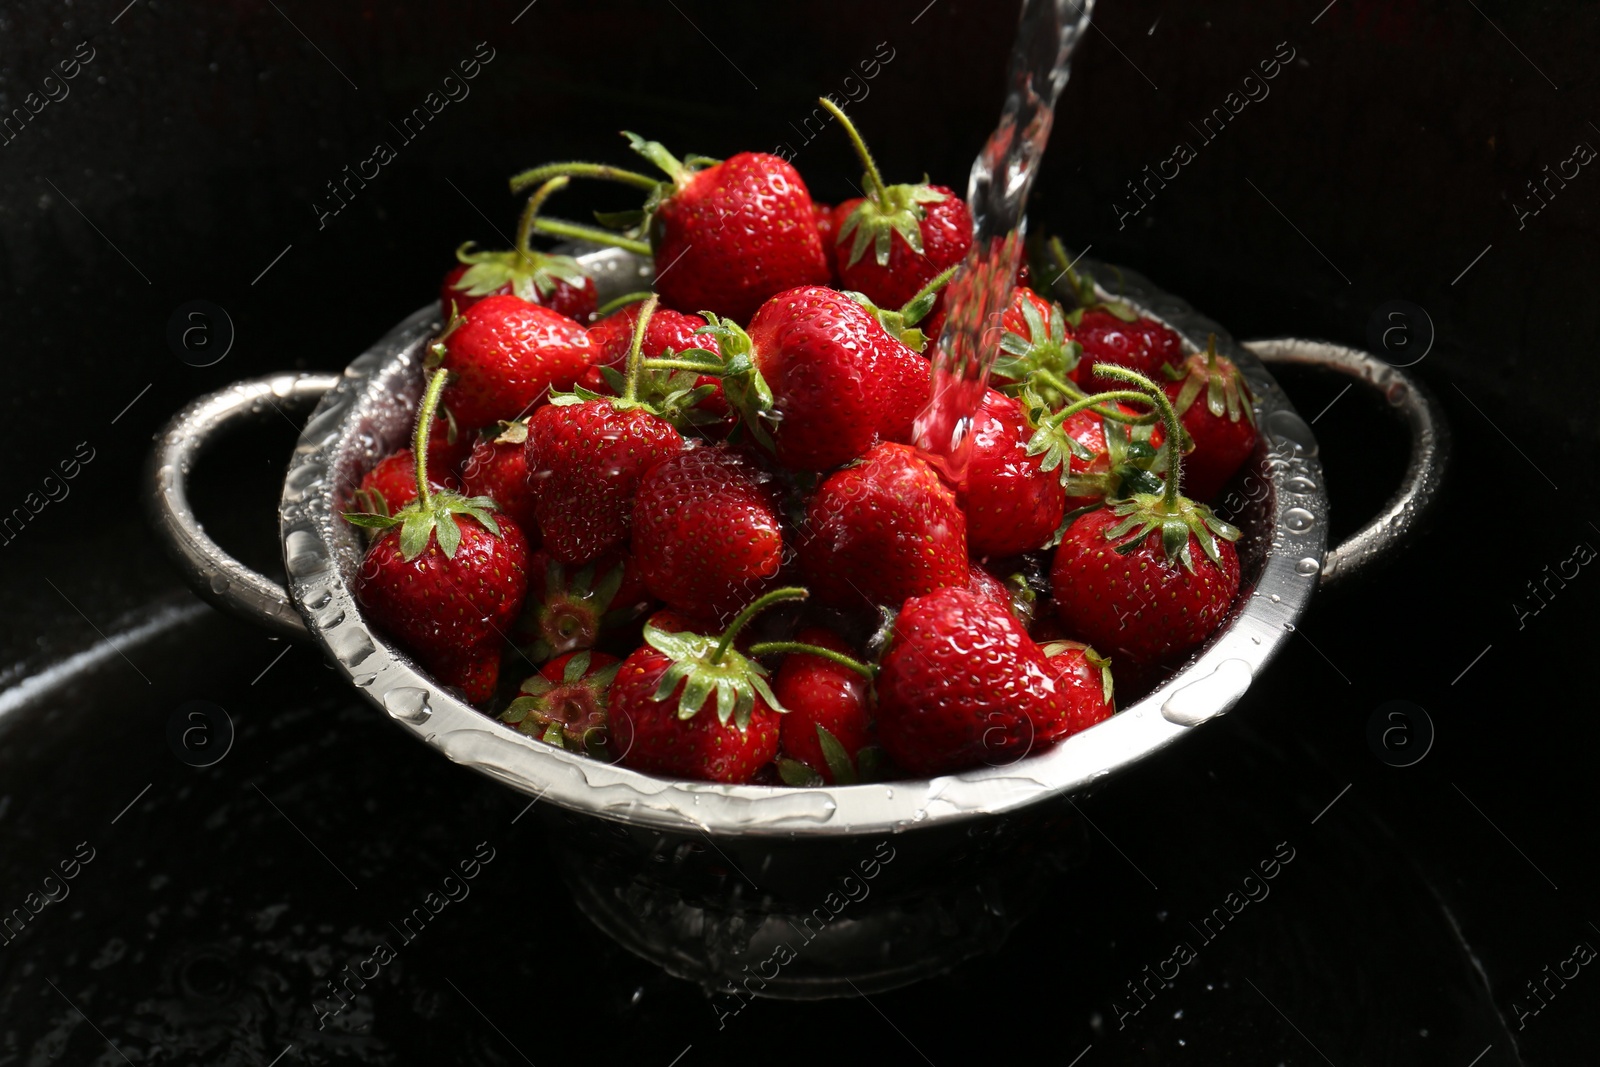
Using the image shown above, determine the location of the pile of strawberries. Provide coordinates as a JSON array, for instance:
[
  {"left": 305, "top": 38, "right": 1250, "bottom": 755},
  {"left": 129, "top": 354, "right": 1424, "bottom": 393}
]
[{"left": 345, "top": 103, "right": 1260, "bottom": 786}]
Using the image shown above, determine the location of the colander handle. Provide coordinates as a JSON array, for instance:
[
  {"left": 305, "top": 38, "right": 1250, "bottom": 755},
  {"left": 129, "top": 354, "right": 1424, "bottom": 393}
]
[
  {"left": 146, "top": 373, "right": 340, "bottom": 641},
  {"left": 1244, "top": 339, "right": 1450, "bottom": 590}
]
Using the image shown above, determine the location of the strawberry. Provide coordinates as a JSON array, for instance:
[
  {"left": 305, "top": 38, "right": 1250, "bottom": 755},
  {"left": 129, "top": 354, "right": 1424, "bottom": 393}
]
[
  {"left": 500, "top": 650, "right": 622, "bottom": 752},
  {"left": 440, "top": 177, "right": 597, "bottom": 323},
  {"left": 1041, "top": 640, "right": 1116, "bottom": 736},
  {"left": 1072, "top": 307, "right": 1186, "bottom": 387},
  {"left": 1038, "top": 237, "right": 1184, "bottom": 387},
  {"left": 713, "top": 285, "right": 920, "bottom": 471},
  {"left": 1049, "top": 367, "right": 1242, "bottom": 669},
  {"left": 632, "top": 445, "right": 784, "bottom": 622},
  {"left": 968, "top": 563, "right": 1037, "bottom": 627},
  {"left": 434, "top": 294, "right": 592, "bottom": 432},
  {"left": 813, "top": 201, "right": 840, "bottom": 283},
  {"left": 1161, "top": 335, "right": 1259, "bottom": 502},
  {"left": 523, "top": 297, "right": 685, "bottom": 565},
  {"left": 799, "top": 443, "right": 968, "bottom": 611},
  {"left": 1020, "top": 391, "right": 1167, "bottom": 513},
  {"left": 820, "top": 99, "right": 972, "bottom": 341},
  {"left": 352, "top": 448, "right": 459, "bottom": 517},
  {"left": 964, "top": 389, "right": 1065, "bottom": 558},
  {"left": 346, "top": 369, "right": 531, "bottom": 703},
  {"left": 510, "top": 135, "right": 831, "bottom": 324},
  {"left": 875, "top": 586, "right": 1074, "bottom": 776},
  {"left": 514, "top": 548, "right": 651, "bottom": 662},
  {"left": 990, "top": 286, "right": 1084, "bottom": 406},
  {"left": 611, "top": 588, "right": 807, "bottom": 784},
  {"left": 460, "top": 421, "right": 539, "bottom": 542},
  {"left": 770, "top": 627, "right": 875, "bottom": 785},
  {"left": 580, "top": 303, "right": 729, "bottom": 430}
]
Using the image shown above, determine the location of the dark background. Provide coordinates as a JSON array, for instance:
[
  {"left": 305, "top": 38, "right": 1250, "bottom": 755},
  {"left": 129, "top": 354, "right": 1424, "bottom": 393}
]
[{"left": 2, "top": 0, "right": 1598, "bottom": 1063}]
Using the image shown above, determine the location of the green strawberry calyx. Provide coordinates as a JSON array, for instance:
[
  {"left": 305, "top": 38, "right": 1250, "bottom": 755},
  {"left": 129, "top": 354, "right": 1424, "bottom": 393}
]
[
  {"left": 819, "top": 97, "right": 949, "bottom": 269},
  {"left": 1163, "top": 333, "right": 1258, "bottom": 427},
  {"left": 1022, "top": 386, "right": 1165, "bottom": 494},
  {"left": 841, "top": 262, "right": 959, "bottom": 353},
  {"left": 501, "top": 649, "right": 623, "bottom": 754},
  {"left": 343, "top": 366, "right": 502, "bottom": 561},
  {"left": 643, "top": 587, "right": 815, "bottom": 730},
  {"left": 992, "top": 295, "right": 1084, "bottom": 406},
  {"left": 447, "top": 176, "right": 593, "bottom": 305},
  {"left": 1087, "top": 365, "right": 1240, "bottom": 571},
  {"left": 519, "top": 555, "right": 638, "bottom": 662},
  {"left": 670, "top": 315, "right": 778, "bottom": 450}
]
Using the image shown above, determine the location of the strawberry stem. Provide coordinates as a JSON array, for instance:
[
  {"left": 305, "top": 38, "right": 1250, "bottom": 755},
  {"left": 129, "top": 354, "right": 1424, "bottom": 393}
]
[
  {"left": 818, "top": 97, "right": 889, "bottom": 206},
  {"left": 642, "top": 356, "right": 723, "bottom": 374},
  {"left": 514, "top": 176, "right": 569, "bottom": 260},
  {"left": 1093, "top": 365, "right": 1186, "bottom": 508},
  {"left": 900, "top": 262, "right": 960, "bottom": 315},
  {"left": 1049, "top": 389, "right": 1157, "bottom": 424},
  {"left": 1034, "top": 371, "right": 1157, "bottom": 425},
  {"left": 748, "top": 641, "right": 877, "bottom": 680},
  {"left": 529, "top": 218, "right": 652, "bottom": 256},
  {"left": 412, "top": 367, "right": 450, "bottom": 511},
  {"left": 714, "top": 586, "right": 808, "bottom": 665},
  {"left": 621, "top": 295, "right": 659, "bottom": 403},
  {"left": 509, "top": 161, "right": 658, "bottom": 195},
  {"left": 595, "top": 290, "right": 653, "bottom": 318}
]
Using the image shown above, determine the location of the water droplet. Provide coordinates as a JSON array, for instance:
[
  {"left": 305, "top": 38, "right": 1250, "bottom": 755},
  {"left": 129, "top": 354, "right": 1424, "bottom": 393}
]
[
  {"left": 1160, "top": 658, "right": 1254, "bottom": 726},
  {"left": 1283, "top": 507, "right": 1316, "bottom": 533},
  {"left": 383, "top": 686, "right": 432, "bottom": 724},
  {"left": 1285, "top": 475, "right": 1316, "bottom": 494},
  {"left": 285, "top": 529, "right": 326, "bottom": 578},
  {"left": 1265, "top": 409, "right": 1318, "bottom": 455},
  {"left": 1295, "top": 557, "right": 1320, "bottom": 576},
  {"left": 353, "top": 672, "right": 378, "bottom": 687},
  {"left": 328, "top": 627, "right": 375, "bottom": 668},
  {"left": 208, "top": 573, "right": 230, "bottom": 595}
]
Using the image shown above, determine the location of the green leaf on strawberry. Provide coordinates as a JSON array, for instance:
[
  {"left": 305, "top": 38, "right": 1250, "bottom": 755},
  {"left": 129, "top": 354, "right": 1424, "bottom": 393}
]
[{"left": 642, "top": 622, "right": 785, "bottom": 729}]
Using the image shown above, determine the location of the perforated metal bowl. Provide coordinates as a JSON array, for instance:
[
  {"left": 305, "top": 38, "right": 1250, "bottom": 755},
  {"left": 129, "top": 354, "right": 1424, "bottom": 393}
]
[{"left": 149, "top": 249, "right": 1446, "bottom": 840}]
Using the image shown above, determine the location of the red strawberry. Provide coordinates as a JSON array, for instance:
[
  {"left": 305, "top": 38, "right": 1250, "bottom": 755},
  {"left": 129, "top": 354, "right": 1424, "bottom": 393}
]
[
  {"left": 523, "top": 298, "right": 685, "bottom": 565},
  {"left": 771, "top": 627, "right": 874, "bottom": 785},
  {"left": 500, "top": 650, "right": 622, "bottom": 752},
  {"left": 510, "top": 135, "right": 831, "bottom": 324},
  {"left": 425, "top": 405, "right": 472, "bottom": 473},
  {"left": 800, "top": 443, "right": 967, "bottom": 611},
  {"left": 346, "top": 369, "right": 531, "bottom": 704},
  {"left": 1161, "top": 336, "right": 1259, "bottom": 502},
  {"left": 523, "top": 400, "right": 681, "bottom": 565},
  {"left": 460, "top": 421, "right": 539, "bottom": 542},
  {"left": 632, "top": 446, "right": 784, "bottom": 622},
  {"left": 724, "top": 285, "right": 920, "bottom": 471},
  {"left": 820, "top": 99, "right": 972, "bottom": 341},
  {"left": 435, "top": 294, "right": 592, "bottom": 432},
  {"left": 813, "top": 200, "right": 838, "bottom": 248},
  {"left": 1049, "top": 367, "right": 1242, "bottom": 669},
  {"left": 1041, "top": 640, "right": 1116, "bottom": 736},
  {"left": 990, "top": 286, "right": 1084, "bottom": 405},
  {"left": 440, "top": 177, "right": 597, "bottom": 323},
  {"left": 611, "top": 588, "right": 806, "bottom": 784},
  {"left": 579, "top": 303, "right": 729, "bottom": 428},
  {"left": 875, "top": 586, "right": 1073, "bottom": 776},
  {"left": 965, "top": 389, "right": 1066, "bottom": 558},
  {"left": 1036, "top": 238, "right": 1184, "bottom": 388},
  {"left": 353, "top": 448, "right": 459, "bottom": 517},
  {"left": 1073, "top": 308, "right": 1185, "bottom": 388},
  {"left": 967, "top": 563, "right": 1037, "bottom": 627},
  {"left": 515, "top": 549, "right": 651, "bottom": 661}
]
